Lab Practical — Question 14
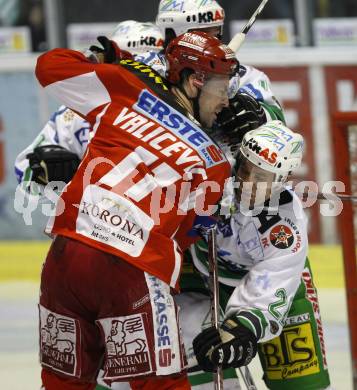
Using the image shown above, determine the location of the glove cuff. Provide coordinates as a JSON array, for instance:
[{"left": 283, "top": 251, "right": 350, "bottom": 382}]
[{"left": 222, "top": 316, "right": 258, "bottom": 344}]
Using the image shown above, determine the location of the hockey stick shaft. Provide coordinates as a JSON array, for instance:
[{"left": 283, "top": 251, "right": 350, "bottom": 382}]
[
  {"left": 208, "top": 228, "right": 258, "bottom": 390},
  {"left": 238, "top": 366, "right": 258, "bottom": 390},
  {"left": 298, "top": 192, "right": 357, "bottom": 202},
  {"left": 208, "top": 227, "right": 224, "bottom": 390},
  {"left": 228, "top": 0, "right": 269, "bottom": 52}
]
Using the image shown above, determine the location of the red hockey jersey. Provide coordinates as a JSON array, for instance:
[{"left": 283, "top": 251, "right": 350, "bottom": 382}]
[{"left": 36, "top": 49, "right": 230, "bottom": 288}]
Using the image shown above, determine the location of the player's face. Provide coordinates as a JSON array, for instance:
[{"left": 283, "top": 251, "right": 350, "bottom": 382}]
[
  {"left": 235, "top": 157, "right": 277, "bottom": 209},
  {"left": 198, "top": 75, "right": 230, "bottom": 128}
]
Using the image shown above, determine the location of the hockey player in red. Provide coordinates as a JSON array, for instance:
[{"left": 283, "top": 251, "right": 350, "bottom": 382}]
[{"left": 35, "top": 31, "right": 237, "bottom": 389}]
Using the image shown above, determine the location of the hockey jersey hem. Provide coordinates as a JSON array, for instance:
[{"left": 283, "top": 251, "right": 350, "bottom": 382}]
[{"left": 47, "top": 229, "right": 182, "bottom": 290}]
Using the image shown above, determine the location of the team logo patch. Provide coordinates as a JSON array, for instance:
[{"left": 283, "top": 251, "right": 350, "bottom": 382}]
[
  {"left": 97, "top": 313, "right": 153, "bottom": 380},
  {"left": 39, "top": 305, "right": 80, "bottom": 377},
  {"left": 270, "top": 225, "right": 294, "bottom": 249}
]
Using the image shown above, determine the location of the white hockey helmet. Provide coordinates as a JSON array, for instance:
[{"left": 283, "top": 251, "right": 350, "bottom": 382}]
[
  {"left": 156, "top": 0, "right": 225, "bottom": 40},
  {"left": 111, "top": 20, "right": 164, "bottom": 54},
  {"left": 238, "top": 121, "right": 304, "bottom": 183}
]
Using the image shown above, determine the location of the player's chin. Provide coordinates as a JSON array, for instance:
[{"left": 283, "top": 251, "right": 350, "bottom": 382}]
[
  {"left": 200, "top": 115, "right": 213, "bottom": 129},
  {"left": 207, "top": 113, "right": 217, "bottom": 129}
]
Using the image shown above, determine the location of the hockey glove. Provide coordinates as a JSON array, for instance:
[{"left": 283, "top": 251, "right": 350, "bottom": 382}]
[
  {"left": 215, "top": 93, "right": 267, "bottom": 145},
  {"left": 192, "top": 317, "right": 257, "bottom": 372},
  {"left": 27, "top": 145, "right": 80, "bottom": 185},
  {"left": 89, "top": 36, "right": 132, "bottom": 64}
]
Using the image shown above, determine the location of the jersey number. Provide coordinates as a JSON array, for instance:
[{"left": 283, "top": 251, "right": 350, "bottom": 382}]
[
  {"left": 268, "top": 288, "right": 287, "bottom": 322},
  {"left": 99, "top": 145, "right": 181, "bottom": 202}
]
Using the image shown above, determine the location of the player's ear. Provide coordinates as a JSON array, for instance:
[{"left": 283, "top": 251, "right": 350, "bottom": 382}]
[{"left": 185, "top": 73, "right": 199, "bottom": 98}]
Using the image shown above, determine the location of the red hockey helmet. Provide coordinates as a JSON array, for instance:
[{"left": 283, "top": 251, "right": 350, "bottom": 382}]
[{"left": 165, "top": 31, "right": 238, "bottom": 85}]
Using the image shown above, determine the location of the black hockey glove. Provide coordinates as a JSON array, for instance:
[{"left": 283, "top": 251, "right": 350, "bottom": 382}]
[
  {"left": 192, "top": 317, "right": 257, "bottom": 372},
  {"left": 89, "top": 36, "right": 132, "bottom": 64},
  {"left": 27, "top": 145, "right": 80, "bottom": 185},
  {"left": 215, "top": 93, "right": 267, "bottom": 145}
]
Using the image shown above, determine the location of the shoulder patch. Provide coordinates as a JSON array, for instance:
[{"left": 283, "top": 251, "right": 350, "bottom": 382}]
[{"left": 269, "top": 225, "right": 294, "bottom": 249}]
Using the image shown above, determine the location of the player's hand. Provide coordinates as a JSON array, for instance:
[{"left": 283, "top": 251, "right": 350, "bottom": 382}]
[
  {"left": 215, "top": 93, "right": 267, "bottom": 145},
  {"left": 89, "top": 36, "right": 132, "bottom": 64},
  {"left": 27, "top": 145, "right": 80, "bottom": 185},
  {"left": 192, "top": 317, "right": 257, "bottom": 372}
]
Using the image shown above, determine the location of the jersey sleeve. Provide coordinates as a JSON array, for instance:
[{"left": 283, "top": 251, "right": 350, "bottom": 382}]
[
  {"left": 225, "top": 197, "right": 308, "bottom": 342},
  {"left": 36, "top": 49, "right": 116, "bottom": 118},
  {"left": 238, "top": 64, "right": 286, "bottom": 123},
  {"left": 50, "top": 108, "right": 91, "bottom": 158}
]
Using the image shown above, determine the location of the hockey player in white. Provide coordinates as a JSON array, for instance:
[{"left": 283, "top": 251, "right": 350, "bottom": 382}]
[
  {"left": 94, "top": 117, "right": 333, "bottom": 390},
  {"left": 189, "top": 122, "right": 332, "bottom": 389}
]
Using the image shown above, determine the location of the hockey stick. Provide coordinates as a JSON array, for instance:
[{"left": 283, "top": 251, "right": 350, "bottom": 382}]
[
  {"left": 298, "top": 192, "right": 357, "bottom": 203},
  {"left": 207, "top": 227, "right": 224, "bottom": 390},
  {"left": 208, "top": 227, "right": 258, "bottom": 390},
  {"left": 228, "top": 0, "right": 269, "bottom": 52},
  {"left": 238, "top": 366, "right": 258, "bottom": 390}
]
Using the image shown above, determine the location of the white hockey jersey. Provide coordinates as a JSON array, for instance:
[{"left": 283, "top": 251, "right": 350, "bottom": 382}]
[{"left": 191, "top": 189, "right": 308, "bottom": 342}]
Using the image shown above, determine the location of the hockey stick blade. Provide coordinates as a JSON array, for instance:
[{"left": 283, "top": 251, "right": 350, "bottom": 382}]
[{"left": 229, "top": 0, "right": 269, "bottom": 52}]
